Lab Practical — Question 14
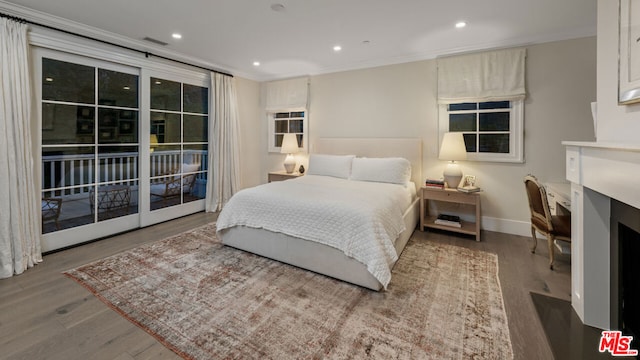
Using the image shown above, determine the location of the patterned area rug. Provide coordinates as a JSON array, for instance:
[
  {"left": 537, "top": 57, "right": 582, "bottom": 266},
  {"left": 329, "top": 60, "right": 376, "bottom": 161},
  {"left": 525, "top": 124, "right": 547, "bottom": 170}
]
[{"left": 64, "top": 223, "right": 513, "bottom": 359}]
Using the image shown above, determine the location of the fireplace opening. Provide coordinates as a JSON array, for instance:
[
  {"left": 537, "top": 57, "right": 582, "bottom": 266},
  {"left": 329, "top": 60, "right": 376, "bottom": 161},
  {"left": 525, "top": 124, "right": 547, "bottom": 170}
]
[{"left": 611, "top": 199, "right": 640, "bottom": 348}]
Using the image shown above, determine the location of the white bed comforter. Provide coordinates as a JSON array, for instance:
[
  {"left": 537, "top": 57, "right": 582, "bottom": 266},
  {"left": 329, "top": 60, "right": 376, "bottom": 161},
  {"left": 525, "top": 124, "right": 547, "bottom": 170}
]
[{"left": 216, "top": 175, "right": 414, "bottom": 289}]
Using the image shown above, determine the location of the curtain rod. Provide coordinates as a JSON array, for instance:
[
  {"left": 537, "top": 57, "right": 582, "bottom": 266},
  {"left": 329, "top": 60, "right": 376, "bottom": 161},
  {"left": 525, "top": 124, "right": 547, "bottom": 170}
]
[{"left": 0, "top": 12, "right": 234, "bottom": 78}]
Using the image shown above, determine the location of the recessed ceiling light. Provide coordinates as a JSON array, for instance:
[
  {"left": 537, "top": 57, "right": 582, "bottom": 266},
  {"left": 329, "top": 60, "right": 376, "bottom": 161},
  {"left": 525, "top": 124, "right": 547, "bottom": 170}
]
[
  {"left": 455, "top": 21, "right": 467, "bottom": 29},
  {"left": 253, "top": 61, "right": 260, "bottom": 66},
  {"left": 362, "top": 40, "right": 370, "bottom": 45},
  {"left": 155, "top": 80, "right": 162, "bottom": 85},
  {"left": 333, "top": 45, "right": 342, "bottom": 52},
  {"left": 172, "top": 33, "right": 182, "bottom": 39},
  {"left": 45, "top": 77, "right": 53, "bottom": 82},
  {"left": 123, "top": 86, "right": 130, "bottom": 90}
]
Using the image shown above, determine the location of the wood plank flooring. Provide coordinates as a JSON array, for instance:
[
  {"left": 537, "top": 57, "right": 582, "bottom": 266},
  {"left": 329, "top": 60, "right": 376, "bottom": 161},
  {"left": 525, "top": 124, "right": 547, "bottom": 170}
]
[{"left": 1, "top": 212, "right": 573, "bottom": 359}]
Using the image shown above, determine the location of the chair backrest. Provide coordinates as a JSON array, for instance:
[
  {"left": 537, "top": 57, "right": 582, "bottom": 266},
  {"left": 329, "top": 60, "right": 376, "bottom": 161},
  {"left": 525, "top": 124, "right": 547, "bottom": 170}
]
[{"left": 523, "top": 175, "right": 553, "bottom": 231}]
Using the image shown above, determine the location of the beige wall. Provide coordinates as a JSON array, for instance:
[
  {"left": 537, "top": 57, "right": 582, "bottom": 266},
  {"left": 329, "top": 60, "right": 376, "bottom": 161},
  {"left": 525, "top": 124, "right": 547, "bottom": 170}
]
[
  {"left": 251, "top": 37, "right": 596, "bottom": 235},
  {"left": 234, "top": 76, "right": 262, "bottom": 189},
  {"left": 596, "top": 0, "right": 640, "bottom": 143}
]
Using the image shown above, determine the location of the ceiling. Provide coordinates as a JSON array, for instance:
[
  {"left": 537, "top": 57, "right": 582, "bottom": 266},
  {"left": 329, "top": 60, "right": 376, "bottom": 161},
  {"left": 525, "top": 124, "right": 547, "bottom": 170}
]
[{"left": 1, "top": 0, "right": 597, "bottom": 81}]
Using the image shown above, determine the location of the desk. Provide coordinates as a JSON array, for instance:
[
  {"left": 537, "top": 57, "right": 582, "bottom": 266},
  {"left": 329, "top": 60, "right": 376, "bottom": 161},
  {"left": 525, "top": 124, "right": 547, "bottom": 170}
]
[
  {"left": 545, "top": 182, "right": 571, "bottom": 215},
  {"left": 545, "top": 182, "right": 572, "bottom": 255}
]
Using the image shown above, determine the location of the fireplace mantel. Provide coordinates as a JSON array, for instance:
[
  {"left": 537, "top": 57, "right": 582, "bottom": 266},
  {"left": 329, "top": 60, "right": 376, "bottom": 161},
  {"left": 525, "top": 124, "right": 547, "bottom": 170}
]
[
  {"left": 563, "top": 141, "right": 640, "bottom": 330},
  {"left": 564, "top": 141, "right": 640, "bottom": 211}
]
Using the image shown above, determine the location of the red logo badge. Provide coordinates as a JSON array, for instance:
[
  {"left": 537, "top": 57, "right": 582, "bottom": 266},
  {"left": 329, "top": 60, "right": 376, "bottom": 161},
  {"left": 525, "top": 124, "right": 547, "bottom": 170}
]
[{"left": 599, "top": 331, "right": 638, "bottom": 356}]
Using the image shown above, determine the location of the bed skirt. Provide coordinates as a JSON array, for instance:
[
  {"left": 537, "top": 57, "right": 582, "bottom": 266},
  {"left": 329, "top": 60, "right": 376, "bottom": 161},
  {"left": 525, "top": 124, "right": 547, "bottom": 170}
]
[{"left": 219, "top": 197, "right": 419, "bottom": 291}]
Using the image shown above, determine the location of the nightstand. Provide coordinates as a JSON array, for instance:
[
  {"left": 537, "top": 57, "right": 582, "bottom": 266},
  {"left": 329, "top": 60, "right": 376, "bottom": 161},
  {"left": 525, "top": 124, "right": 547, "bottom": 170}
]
[
  {"left": 419, "top": 186, "right": 482, "bottom": 241},
  {"left": 268, "top": 171, "right": 303, "bottom": 182}
]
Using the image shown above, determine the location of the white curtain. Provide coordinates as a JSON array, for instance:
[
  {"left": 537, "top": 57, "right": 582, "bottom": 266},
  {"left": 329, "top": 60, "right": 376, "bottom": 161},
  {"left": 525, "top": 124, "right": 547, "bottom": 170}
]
[
  {"left": 206, "top": 73, "right": 241, "bottom": 212},
  {"left": 0, "top": 18, "right": 42, "bottom": 278},
  {"left": 437, "top": 48, "right": 526, "bottom": 104}
]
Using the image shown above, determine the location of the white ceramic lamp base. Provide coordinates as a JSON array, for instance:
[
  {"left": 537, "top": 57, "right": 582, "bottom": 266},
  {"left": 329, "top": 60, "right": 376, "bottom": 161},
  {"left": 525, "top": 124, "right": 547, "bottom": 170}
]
[
  {"left": 283, "top": 154, "right": 296, "bottom": 174},
  {"left": 443, "top": 162, "right": 463, "bottom": 189}
]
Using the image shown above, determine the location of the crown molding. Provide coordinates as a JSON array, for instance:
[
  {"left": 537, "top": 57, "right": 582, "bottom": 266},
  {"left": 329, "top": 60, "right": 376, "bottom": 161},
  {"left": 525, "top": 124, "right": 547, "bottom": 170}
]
[{"left": 0, "top": 0, "right": 236, "bottom": 77}]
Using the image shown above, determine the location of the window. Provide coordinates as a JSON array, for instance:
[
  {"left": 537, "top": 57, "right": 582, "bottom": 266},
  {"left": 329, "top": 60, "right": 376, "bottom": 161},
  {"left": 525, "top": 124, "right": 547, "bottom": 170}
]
[
  {"left": 439, "top": 99, "right": 524, "bottom": 163},
  {"left": 268, "top": 111, "right": 307, "bottom": 153}
]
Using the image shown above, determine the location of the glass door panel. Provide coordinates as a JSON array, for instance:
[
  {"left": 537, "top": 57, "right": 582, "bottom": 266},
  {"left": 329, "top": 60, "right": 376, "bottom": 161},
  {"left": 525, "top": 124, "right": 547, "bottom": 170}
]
[
  {"left": 148, "top": 77, "right": 208, "bottom": 212},
  {"left": 40, "top": 55, "right": 140, "bottom": 238},
  {"left": 42, "top": 146, "right": 95, "bottom": 232},
  {"left": 184, "top": 144, "right": 208, "bottom": 203}
]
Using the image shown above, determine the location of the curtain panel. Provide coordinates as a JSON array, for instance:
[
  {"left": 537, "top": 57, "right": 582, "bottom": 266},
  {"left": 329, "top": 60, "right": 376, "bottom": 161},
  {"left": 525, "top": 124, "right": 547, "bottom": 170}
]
[
  {"left": 437, "top": 48, "right": 526, "bottom": 104},
  {"left": 0, "top": 18, "right": 42, "bottom": 278},
  {"left": 206, "top": 73, "right": 241, "bottom": 212},
  {"left": 265, "top": 77, "right": 309, "bottom": 112}
]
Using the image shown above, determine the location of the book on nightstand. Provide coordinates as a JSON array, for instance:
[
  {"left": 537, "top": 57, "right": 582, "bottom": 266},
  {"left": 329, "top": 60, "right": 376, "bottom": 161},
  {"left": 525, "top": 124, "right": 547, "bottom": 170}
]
[
  {"left": 425, "top": 179, "right": 445, "bottom": 189},
  {"left": 434, "top": 214, "right": 462, "bottom": 228}
]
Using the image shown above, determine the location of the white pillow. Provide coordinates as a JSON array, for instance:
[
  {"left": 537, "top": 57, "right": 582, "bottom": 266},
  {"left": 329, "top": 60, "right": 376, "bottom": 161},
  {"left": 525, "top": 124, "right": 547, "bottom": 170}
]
[
  {"left": 350, "top": 157, "right": 412, "bottom": 185},
  {"left": 181, "top": 163, "right": 201, "bottom": 187},
  {"left": 307, "top": 154, "right": 355, "bottom": 179},
  {"left": 182, "top": 163, "right": 201, "bottom": 174}
]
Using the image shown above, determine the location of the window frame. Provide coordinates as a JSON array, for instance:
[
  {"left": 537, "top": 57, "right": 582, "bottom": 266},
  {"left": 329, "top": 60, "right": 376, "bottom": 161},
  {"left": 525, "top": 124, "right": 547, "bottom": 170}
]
[
  {"left": 438, "top": 99, "right": 524, "bottom": 163},
  {"left": 267, "top": 109, "right": 308, "bottom": 153}
]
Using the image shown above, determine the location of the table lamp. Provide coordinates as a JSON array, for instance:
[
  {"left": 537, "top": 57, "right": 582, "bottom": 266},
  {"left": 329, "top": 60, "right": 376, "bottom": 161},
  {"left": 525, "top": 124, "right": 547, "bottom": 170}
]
[
  {"left": 439, "top": 132, "right": 467, "bottom": 188},
  {"left": 149, "top": 134, "right": 158, "bottom": 153},
  {"left": 280, "top": 133, "right": 299, "bottom": 173}
]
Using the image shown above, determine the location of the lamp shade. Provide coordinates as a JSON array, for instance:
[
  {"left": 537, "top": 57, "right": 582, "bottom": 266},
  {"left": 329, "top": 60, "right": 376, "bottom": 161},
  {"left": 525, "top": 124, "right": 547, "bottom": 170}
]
[
  {"left": 149, "top": 134, "right": 159, "bottom": 153},
  {"left": 439, "top": 132, "right": 467, "bottom": 161},
  {"left": 280, "top": 133, "right": 299, "bottom": 154}
]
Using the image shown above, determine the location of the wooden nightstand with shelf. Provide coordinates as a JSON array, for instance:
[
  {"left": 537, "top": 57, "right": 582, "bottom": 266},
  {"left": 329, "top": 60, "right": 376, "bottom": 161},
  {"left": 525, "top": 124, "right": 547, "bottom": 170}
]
[
  {"left": 419, "top": 186, "right": 482, "bottom": 241},
  {"left": 268, "top": 171, "right": 303, "bottom": 182}
]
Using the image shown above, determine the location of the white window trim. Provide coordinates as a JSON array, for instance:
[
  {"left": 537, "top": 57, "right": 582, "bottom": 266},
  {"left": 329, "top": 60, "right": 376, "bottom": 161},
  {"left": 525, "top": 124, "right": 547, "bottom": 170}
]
[
  {"left": 438, "top": 100, "right": 524, "bottom": 163},
  {"left": 267, "top": 109, "right": 309, "bottom": 153}
]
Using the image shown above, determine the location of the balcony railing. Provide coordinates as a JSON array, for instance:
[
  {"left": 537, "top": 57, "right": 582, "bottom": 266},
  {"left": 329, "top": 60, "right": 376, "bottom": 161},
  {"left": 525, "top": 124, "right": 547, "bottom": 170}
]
[{"left": 42, "top": 150, "right": 207, "bottom": 199}]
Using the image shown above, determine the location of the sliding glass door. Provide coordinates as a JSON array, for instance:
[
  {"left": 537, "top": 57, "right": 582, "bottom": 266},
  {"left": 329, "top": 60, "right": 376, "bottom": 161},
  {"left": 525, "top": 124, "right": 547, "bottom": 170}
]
[{"left": 36, "top": 48, "right": 209, "bottom": 251}]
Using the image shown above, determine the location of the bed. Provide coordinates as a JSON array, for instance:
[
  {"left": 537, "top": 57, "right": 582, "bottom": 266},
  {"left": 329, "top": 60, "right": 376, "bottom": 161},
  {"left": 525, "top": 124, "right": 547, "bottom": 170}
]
[{"left": 216, "top": 138, "right": 422, "bottom": 291}]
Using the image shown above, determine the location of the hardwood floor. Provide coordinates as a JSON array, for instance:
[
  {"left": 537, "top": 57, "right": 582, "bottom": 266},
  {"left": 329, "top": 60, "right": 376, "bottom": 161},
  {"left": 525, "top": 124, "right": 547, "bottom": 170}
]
[{"left": 1, "top": 213, "right": 575, "bottom": 359}]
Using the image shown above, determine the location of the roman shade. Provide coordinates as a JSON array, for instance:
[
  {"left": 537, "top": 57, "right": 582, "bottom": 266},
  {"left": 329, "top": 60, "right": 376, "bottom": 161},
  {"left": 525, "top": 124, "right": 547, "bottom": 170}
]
[
  {"left": 265, "top": 77, "right": 309, "bottom": 111},
  {"left": 437, "top": 48, "right": 526, "bottom": 104}
]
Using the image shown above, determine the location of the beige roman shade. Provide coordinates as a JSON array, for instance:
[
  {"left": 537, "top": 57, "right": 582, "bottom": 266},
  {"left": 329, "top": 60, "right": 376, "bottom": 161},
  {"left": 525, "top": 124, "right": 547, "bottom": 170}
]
[
  {"left": 437, "top": 48, "right": 526, "bottom": 104},
  {"left": 265, "top": 77, "right": 309, "bottom": 111}
]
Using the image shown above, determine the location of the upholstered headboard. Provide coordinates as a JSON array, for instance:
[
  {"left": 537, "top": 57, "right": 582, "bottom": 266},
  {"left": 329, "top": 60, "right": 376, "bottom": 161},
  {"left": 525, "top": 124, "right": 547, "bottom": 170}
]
[{"left": 314, "top": 138, "right": 423, "bottom": 189}]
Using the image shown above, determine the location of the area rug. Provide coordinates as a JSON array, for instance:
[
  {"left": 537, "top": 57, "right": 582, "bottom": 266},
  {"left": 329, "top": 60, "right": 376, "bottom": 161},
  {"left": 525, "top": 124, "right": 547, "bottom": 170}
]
[{"left": 64, "top": 223, "right": 513, "bottom": 359}]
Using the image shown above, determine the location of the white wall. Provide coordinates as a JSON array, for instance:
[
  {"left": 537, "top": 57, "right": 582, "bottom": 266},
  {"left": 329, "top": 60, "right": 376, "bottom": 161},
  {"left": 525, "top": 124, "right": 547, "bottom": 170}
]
[
  {"left": 253, "top": 37, "right": 596, "bottom": 235},
  {"left": 596, "top": 0, "right": 640, "bottom": 143}
]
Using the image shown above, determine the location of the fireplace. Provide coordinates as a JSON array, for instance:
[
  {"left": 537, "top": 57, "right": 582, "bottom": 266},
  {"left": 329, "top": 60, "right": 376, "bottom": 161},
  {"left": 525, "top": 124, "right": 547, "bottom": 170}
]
[
  {"left": 611, "top": 199, "right": 640, "bottom": 343},
  {"left": 563, "top": 141, "right": 640, "bottom": 330}
]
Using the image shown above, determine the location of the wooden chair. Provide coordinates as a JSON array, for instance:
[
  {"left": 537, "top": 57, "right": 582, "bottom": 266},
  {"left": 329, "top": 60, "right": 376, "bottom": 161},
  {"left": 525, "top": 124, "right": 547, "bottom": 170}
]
[
  {"left": 42, "top": 197, "right": 62, "bottom": 230},
  {"left": 523, "top": 175, "right": 571, "bottom": 269}
]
